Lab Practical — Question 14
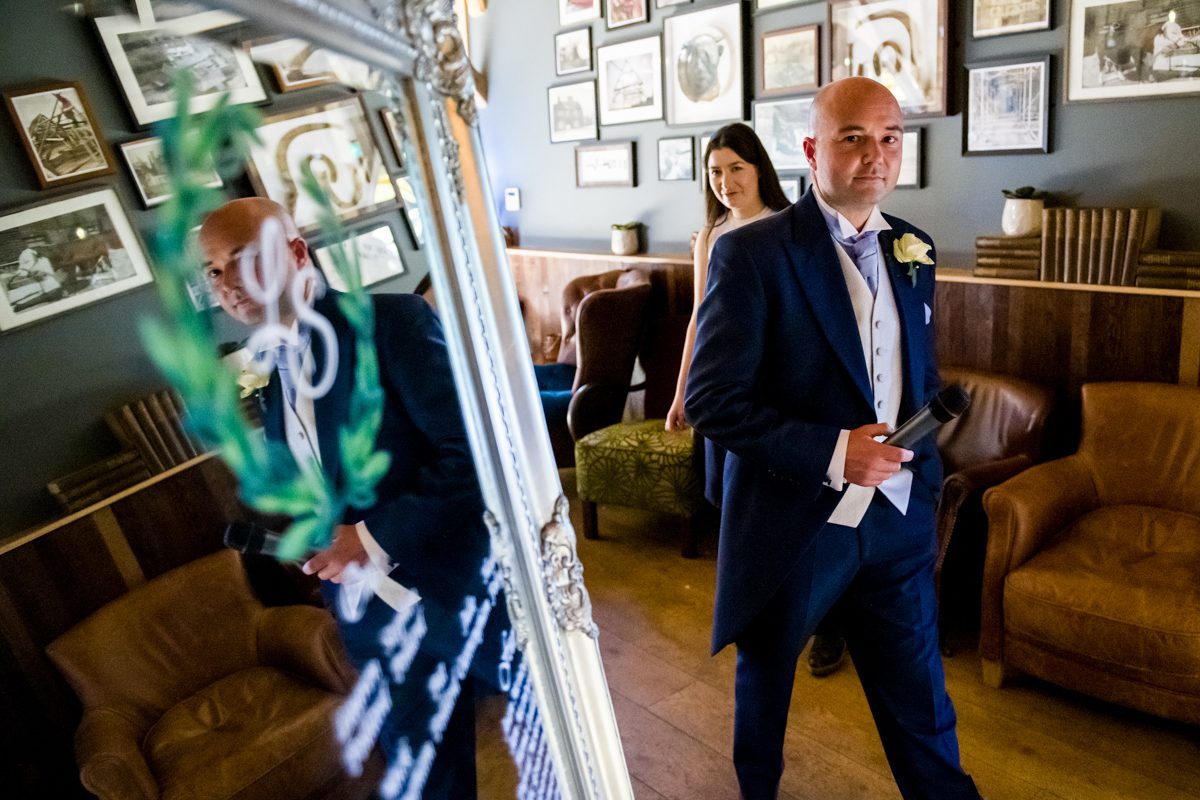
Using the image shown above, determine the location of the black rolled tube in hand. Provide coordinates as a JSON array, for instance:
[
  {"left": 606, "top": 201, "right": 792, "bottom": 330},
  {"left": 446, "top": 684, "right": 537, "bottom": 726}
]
[{"left": 884, "top": 385, "right": 971, "bottom": 449}]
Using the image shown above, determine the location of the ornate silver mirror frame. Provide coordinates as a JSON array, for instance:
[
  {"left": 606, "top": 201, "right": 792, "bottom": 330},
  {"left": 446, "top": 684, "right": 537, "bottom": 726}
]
[{"left": 199, "top": 1, "right": 633, "bottom": 797}]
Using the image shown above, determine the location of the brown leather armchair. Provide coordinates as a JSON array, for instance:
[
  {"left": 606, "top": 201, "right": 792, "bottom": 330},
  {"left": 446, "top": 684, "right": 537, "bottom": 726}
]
[
  {"left": 934, "top": 367, "right": 1054, "bottom": 630},
  {"left": 536, "top": 268, "right": 652, "bottom": 464},
  {"left": 980, "top": 382, "right": 1200, "bottom": 724},
  {"left": 46, "top": 550, "right": 377, "bottom": 800}
]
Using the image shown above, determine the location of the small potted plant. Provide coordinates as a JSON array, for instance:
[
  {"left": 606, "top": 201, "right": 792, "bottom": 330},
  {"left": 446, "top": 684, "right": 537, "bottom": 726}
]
[
  {"left": 1001, "top": 186, "right": 1047, "bottom": 238},
  {"left": 611, "top": 222, "right": 641, "bottom": 256}
]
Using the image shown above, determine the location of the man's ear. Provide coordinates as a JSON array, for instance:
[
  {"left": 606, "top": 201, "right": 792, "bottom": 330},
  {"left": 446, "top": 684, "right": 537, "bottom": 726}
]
[
  {"left": 802, "top": 137, "right": 817, "bottom": 171},
  {"left": 289, "top": 237, "right": 311, "bottom": 269}
]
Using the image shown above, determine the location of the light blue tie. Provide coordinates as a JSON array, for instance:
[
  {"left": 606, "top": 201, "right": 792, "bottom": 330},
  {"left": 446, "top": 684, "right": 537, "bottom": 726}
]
[
  {"left": 838, "top": 232, "right": 880, "bottom": 295},
  {"left": 275, "top": 345, "right": 297, "bottom": 409}
]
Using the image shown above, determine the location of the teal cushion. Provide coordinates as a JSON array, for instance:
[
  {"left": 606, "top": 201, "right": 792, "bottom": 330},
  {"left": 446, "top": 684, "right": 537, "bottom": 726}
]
[{"left": 575, "top": 420, "right": 703, "bottom": 517}]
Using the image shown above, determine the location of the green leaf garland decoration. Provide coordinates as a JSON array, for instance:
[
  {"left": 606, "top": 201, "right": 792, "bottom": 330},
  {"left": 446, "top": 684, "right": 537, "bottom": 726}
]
[{"left": 140, "top": 75, "right": 390, "bottom": 559}]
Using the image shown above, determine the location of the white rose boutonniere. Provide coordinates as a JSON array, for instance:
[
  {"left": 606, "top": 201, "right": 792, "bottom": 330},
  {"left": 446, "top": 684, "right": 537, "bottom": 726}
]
[
  {"left": 222, "top": 348, "right": 271, "bottom": 399},
  {"left": 893, "top": 232, "right": 934, "bottom": 287}
]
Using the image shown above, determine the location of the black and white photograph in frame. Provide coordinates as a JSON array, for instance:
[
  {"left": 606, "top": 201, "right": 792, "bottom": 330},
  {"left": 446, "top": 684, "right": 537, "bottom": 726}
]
[
  {"left": 973, "top": 0, "right": 1051, "bottom": 38},
  {"left": 658, "top": 136, "right": 695, "bottom": 180},
  {"left": 245, "top": 37, "right": 338, "bottom": 92},
  {"left": 131, "top": 0, "right": 242, "bottom": 26},
  {"left": 898, "top": 127, "right": 923, "bottom": 187},
  {"left": 94, "top": 12, "right": 266, "bottom": 126},
  {"left": 657, "top": 0, "right": 691, "bottom": 7},
  {"left": 752, "top": 95, "right": 814, "bottom": 170},
  {"left": 608, "top": 0, "right": 649, "bottom": 30},
  {"left": 576, "top": 140, "right": 637, "bottom": 187},
  {"left": 548, "top": 81, "right": 599, "bottom": 143},
  {"left": 555, "top": 28, "right": 593, "bottom": 76},
  {"left": 1068, "top": 0, "right": 1200, "bottom": 102},
  {"left": 380, "top": 108, "right": 408, "bottom": 174},
  {"left": 778, "top": 173, "right": 805, "bottom": 203},
  {"left": 597, "top": 35, "right": 664, "bottom": 125},
  {"left": 663, "top": 1, "right": 746, "bottom": 127},
  {"left": 829, "top": 0, "right": 949, "bottom": 117},
  {"left": 760, "top": 24, "right": 820, "bottom": 96},
  {"left": 964, "top": 55, "right": 1051, "bottom": 155},
  {"left": 0, "top": 189, "right": 153, "bottom": 331},
  {"left": 314, "top": 225, "right": 407, "bottom": 292},
  {"left": 3, "top": 81, "right": 116, "bottom": 190},
  {"left": 245, "top": 97, "right": 397, "bottom": 231},
  {"left": 119, "top": 136, "right": 222, "bottom": 207},
  {"left": 559, "top": 0, "right": 602, "bottom": 27}
]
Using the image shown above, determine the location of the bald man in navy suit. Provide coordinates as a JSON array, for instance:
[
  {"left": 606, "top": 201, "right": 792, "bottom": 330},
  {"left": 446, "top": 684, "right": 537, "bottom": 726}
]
[{"left": 686, "top": 78, "right": 981, "bottom": 800}]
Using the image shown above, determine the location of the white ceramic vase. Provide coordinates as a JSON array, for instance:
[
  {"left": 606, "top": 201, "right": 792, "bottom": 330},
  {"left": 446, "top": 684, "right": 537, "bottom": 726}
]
[
  {"left": 611, "top": 227, "right": 638, "bottom": 256},
  {"left": 1001, "top": 198, "right": 1045, "bottom": 238}
]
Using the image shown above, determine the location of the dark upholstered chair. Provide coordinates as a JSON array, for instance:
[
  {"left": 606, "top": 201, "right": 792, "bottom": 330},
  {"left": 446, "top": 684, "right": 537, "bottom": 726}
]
[
  {"left": 535, "top": 268, "right": 652, "bottom": 465},
  {"left": 980, "top": 382, "right": 1200, "bottom": 724},
  {"left": 46, "top": 550, "right": 379, "bottom": 800},
  {"left": 933, "top": 366, "right": 1055, "bottom": 631}
]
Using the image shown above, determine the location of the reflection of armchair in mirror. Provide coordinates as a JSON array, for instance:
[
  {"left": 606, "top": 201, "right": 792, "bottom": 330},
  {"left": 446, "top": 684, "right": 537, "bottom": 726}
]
[{"left": 111, "top": 1, "right": 629, "bottom": 797}]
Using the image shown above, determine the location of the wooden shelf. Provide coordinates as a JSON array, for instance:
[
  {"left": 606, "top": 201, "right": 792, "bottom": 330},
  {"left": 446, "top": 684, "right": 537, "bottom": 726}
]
[
  {"left": 939, "top": 268, "right": 1200, "bottom": 299},
  {"left": 506, "top": 247, "right": 690, "bottom": 266}
]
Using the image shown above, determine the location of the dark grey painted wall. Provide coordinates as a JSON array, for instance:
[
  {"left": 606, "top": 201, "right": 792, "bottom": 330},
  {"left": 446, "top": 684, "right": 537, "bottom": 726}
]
[
  {"left": 0, "top": 4, "right": 427, "bottom": 537},
  {"left": 479, "top": 0, "right": 1200, "bottom": 260}
]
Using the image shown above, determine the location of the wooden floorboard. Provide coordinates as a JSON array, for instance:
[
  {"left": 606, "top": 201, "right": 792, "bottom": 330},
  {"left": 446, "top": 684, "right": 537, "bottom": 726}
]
[{"left": 558, "top": 469, "right": 1200, "bottom": 800}]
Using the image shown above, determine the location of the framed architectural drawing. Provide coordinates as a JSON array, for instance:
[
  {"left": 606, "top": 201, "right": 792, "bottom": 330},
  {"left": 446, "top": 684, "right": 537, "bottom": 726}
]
[
  {"left": 314, "top": 224, "right": 407, "bottom": 291},
  {"left": 548, "top": 81, "right": 599, "bottom": 143},
  {"left": 3, "top": 81, "right": 115, "bottom": 189},
  {"left": 973, "top": 0, "right": 1051, "bottom": 37},
  {"left": 94, "top": 12, "right": 266, "bottom": 126},
  {"left": 559, "top": 0, "right": 602, "bottom": 27},
  {"left": 576, "top": 140, "right": 637, "bottom": 187},
  {"left": 0, "top": 189, "right": 152, "bottom": 331},
  {"left": 658, "top": 136, "right": 695, "bottom": 180},
  {"left": 829, "top": 0, "right": 949, "bottom": 116},
  {"left": 898, "top": 127, "right": 923, "bottom": 187},
  {"left": 245, "top": 97, "right": 396, "bottom": 231},
  {"left": 1067, "top": 0, "right": 1200, "bottom": 102},
  {"left": 597, "top": 35, "right": 664, "bottom": 125},
  {"left": 964, "top": 55, "right": 1051, "bottom": 154},
  {"left": 120, "top": 136, "right": 221, "bottom": 207},
  {"left": 760, "top": 24, "right": 820, "bottom": 96},
  {"left": 555, "top": 28, "right": 593, "bottom": 76},
  {"left": 752, "top": 95, "right": 813, "bottom": 170},
  {"left": 245, "top": 37, "right": 338, "bottom": 92},
  {"left": 607, "top": 0, "right": 649, "bottom": 30},
  {"left": 663, "top": 1, "right": 746, "bottom": 126}
]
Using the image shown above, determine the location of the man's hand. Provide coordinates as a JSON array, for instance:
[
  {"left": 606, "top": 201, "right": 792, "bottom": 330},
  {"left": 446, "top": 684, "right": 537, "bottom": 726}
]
[
  {"left": 843, "top": 423, "right": 913, "bottom": 487},
  {"left": 302, "top": 523, "right": 369, "bottom": 583}
]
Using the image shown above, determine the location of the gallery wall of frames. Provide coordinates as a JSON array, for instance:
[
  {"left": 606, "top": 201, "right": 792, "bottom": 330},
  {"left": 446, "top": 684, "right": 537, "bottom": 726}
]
[
  {"left": 479, "top": 0, "right": 1200, "bottom": 257},
  {"left": 0, "top": 0, "right": 429, "bottom": 538}
]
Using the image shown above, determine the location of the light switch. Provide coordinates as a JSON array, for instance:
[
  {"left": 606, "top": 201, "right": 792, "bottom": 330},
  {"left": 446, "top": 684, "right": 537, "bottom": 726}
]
[{"left": 504, "top": 187, "right": 521, "bottom": 212}]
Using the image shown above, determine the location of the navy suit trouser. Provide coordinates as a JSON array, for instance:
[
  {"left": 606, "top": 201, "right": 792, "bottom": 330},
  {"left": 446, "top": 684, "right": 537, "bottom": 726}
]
[{"left": 732, "top": 490, "right": 980, "bottom": 800}]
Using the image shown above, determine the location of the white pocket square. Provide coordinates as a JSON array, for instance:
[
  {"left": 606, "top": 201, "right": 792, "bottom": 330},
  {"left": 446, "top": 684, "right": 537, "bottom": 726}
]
[{"left": 924, "top": 303, "right": 932, "bottom": 325}]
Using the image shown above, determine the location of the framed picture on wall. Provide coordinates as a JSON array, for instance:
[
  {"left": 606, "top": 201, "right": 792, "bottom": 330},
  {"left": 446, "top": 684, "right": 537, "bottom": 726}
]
[
  {"left": 752, "top": 95, "right": 813, "bottom": 170},
  {"left": 0, "top": 189, "right": 153, "bottom": 331},
  {"left": 3, "top": 81, "right": 116, "bottom": 189},
  {"left": 380, "top": 108, "right": 408, "bottom": 174},
  {"left": 555, "top": 28, "right": 593, "bottom": 76},
  {"left": 657, "top": 0, "right": 691, "bottom": 7},
  {"left": 964, "top": 55, "right": 1051, "bottom": 155},
  {"left": 94, "top": 12, "right": 266, "bottom": 126},
  {"left": 548, "top": 81, "right": 599, "bottom": 143},
  {"left": 131, "top": 0, "right": 242, "bottom": 26},
  {"left": 756, "top": 0, "right": 806, "bottom": 10},
  {"left": 658, "top": 136, "right": 695, "bottom": 180},
  {"left": 245, "top": 37, "right": 338, "bottom": 92},
  {"left": 597, "top": 36, "right": 664, "bottom": 125},
  {"left": 559, "top": 0, "right": 601, "bottom": 27},
  {"left": 973, "top": 0, "right": 1051, "bottom": 38},
  {"left": 1067, "top": 0, "right": 1200, "bottom": 102},
  {"left": 897, "top": 127, "right": 923, "bottom": 187},
  {"left": 119, "top": 136, "right": 221, "bottom": 207},
  {"left": 608, "top": 0, "right": 649, "bottom": 29},
  {"left": 393, "top": 175, "right": 425, "bottom": 247},
  {"left": 760, "top": 24, "right": 820, "bottom": 96},
  {"left": 314, "top": 224, "right": 407, "bottom": 291},
  {"left": 829, "top": 0, "right": 948, "bottom": 117},
  {"left": 576, "top": 141, "right": 637, "bottom": 187},
  {"left": 778, "top": 173, "right": 805, "bottom": 202},
  {"left": 663, "top": 2, "right": 746, "bottom": 127},
  {"left": 245, "top": 97, "right": 396, "bottom": 231}
]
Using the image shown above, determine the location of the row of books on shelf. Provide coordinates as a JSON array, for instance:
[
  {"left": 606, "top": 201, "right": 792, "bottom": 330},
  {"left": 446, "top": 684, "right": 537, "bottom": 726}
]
[{"left": 1135, "top": 250, "right": 1200, "bottom": 290}]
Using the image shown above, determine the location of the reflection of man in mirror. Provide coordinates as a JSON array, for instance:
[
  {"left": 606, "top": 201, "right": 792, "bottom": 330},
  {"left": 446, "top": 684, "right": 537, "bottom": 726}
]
[
  {"left": 200, "top": 197, "right": 499, "bottom": 799},
  {"left": 687, "top": 78, "right": 981, "bottom": 800}
]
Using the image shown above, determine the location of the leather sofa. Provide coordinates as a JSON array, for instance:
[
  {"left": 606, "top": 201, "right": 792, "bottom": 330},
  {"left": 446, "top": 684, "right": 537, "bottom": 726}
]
[
  {"left": 980, "top": 382, "right": 1200, "bottom": 724},
  {"left": 46, "top": 549, "right": 379, "bottom": 799}
]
